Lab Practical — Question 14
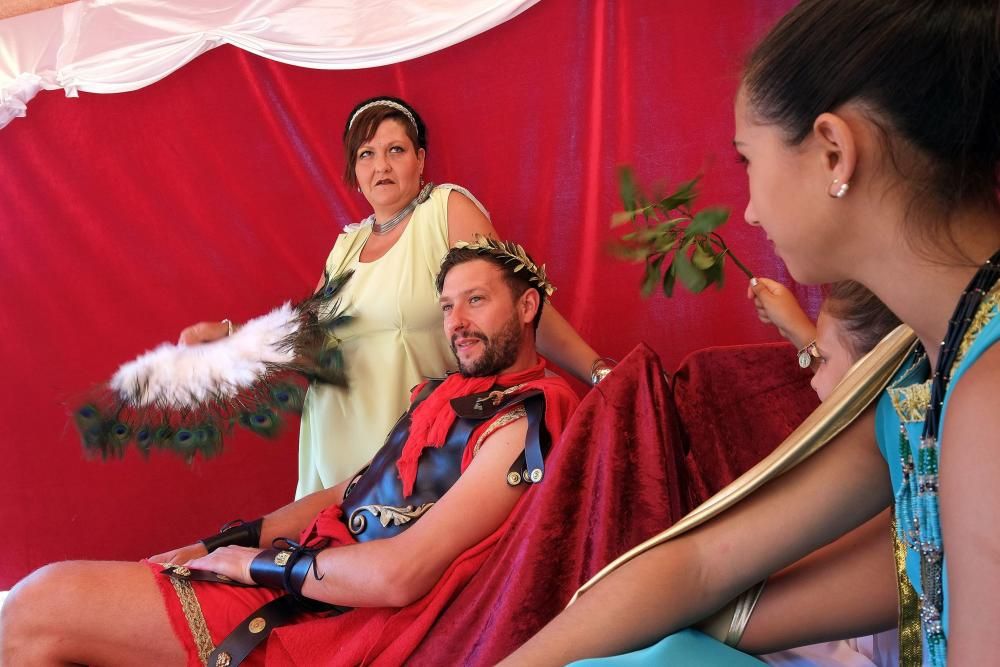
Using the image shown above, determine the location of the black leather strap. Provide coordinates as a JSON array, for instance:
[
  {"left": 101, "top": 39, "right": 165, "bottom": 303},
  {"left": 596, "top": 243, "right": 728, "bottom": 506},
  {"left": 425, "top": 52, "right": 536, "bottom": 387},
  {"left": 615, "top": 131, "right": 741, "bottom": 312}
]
[
  {"left": 248, "top": 548, "right": 288, "bottom": 589},
  {"left": 506, "top": 394, "right": 549, "bottom": 486},
  {"left": 450, "top": 388, "right": 544, "bottom": 419},
  {"left": 523, "top": 394, "right": 547, "bottom": 483},
  {"left": 285, "top": 547, "right": 323, "bottom": 601},
  {"left": 207, "top": 595, "right": 350, "bottom": 667},
  {"left": 160, "top": 564, "right": 256, "bottom": 587},
  {"left": 201, "top": 518, "right": 263, "bottom": 553},
  {"left": 248, "top": 541, "right": 327, "bottom": 599}
]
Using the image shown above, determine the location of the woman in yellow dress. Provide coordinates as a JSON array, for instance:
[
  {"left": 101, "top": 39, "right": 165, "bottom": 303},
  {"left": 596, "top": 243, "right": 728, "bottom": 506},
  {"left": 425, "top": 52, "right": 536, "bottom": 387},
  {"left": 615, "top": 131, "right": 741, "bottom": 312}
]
[{"left": 181, "top": 97, "right": 604, "bottom": 497}]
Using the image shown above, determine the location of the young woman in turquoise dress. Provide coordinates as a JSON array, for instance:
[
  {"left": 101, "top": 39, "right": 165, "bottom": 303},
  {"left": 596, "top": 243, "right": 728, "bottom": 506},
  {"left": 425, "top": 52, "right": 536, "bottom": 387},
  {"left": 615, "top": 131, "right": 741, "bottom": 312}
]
[{"left": 501, "top": 0, "right": 1000, "bottom": 664}]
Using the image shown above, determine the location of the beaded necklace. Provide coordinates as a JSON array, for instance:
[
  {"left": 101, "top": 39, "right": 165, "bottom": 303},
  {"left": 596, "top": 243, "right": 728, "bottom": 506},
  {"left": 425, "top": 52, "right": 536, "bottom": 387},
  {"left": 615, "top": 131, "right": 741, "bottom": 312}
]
[
  {"left": 895, "top": 248, "right": 1000, "bottom": 665},
  {"left": 369, "top": 182, "right": 434, "bottom": 235}
]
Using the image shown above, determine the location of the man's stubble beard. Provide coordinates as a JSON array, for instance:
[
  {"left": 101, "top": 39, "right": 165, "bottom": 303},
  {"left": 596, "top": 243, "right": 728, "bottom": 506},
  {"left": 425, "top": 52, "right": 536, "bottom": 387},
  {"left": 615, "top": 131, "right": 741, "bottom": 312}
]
[{"left": 452, "top": 312, "right": 523, "bottom": 377}]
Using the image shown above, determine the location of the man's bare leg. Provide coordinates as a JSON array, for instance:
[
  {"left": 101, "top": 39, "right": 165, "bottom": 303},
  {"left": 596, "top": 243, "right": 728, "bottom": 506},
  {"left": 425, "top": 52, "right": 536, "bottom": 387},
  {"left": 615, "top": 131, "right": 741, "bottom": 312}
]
[{"left": 1, "top": 560, "right": 189, "bottom": 666}]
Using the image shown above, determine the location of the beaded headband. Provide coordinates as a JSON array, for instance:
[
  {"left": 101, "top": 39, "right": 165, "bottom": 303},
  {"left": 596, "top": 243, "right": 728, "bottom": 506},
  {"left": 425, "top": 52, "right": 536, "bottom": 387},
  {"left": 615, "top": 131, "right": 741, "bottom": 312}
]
[
  {"left": 454, "top": 235, "right": 556, "bottom": 298},
  {"left": 347, "top": 100, "right": 419, "bottom": 134}
]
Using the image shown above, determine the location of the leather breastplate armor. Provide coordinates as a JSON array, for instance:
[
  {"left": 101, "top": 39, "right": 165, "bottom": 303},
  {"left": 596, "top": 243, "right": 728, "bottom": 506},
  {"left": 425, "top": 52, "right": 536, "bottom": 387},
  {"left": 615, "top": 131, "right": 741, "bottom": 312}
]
[{"left": 340, "top": 379, "right": 549, "bottom": 542}]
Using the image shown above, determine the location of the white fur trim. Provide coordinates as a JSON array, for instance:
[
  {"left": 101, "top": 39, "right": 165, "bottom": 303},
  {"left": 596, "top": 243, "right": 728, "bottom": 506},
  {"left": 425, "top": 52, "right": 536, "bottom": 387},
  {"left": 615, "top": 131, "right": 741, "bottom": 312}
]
[{"left": 110, "top": 303, "right": 300, "bottom": 408}]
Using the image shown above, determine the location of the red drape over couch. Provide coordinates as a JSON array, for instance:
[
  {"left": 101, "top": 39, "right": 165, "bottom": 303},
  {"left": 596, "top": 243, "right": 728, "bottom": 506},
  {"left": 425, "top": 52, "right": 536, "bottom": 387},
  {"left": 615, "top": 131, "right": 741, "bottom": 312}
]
[{"left": 0, "top": 0, "right": 801, "bottom": 588}]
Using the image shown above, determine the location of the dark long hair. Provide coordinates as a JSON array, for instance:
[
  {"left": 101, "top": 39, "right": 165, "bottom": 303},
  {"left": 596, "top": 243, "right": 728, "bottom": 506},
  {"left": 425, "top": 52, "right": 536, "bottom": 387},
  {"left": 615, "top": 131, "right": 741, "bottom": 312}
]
[{"left": 744, "top": 0, "right": 1000, "bottom": 244}]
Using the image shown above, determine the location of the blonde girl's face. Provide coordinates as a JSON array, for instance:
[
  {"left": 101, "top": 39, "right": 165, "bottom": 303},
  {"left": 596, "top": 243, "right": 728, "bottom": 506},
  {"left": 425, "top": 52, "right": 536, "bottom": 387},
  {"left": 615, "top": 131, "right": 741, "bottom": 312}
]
[{"left": 810, "top": 310, "right": 858, "bottom": 402}]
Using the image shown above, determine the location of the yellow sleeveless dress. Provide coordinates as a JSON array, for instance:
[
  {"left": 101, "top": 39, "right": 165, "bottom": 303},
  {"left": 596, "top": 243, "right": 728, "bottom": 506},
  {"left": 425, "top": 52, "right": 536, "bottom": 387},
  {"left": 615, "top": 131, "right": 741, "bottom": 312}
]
[{"left": 295, "top": 186, "right": 482, "bottom": 498}]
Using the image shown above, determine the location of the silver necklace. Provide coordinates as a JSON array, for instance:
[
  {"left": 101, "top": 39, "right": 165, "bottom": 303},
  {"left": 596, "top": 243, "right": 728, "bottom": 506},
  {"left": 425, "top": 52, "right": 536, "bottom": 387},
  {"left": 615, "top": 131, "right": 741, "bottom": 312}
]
[{"left": 371, "top": 183, "right": 434, "bottom": 235}]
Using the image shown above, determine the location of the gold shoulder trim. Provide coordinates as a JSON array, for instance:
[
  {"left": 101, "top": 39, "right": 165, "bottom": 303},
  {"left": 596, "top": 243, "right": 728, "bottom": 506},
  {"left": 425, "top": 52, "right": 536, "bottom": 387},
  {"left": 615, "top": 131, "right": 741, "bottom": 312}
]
[
  {"left": 168, "top": 576, "right": 215, "bottom": 666},
  {"left": 473, "top": 405, "right": 527, "bottom": 456},
  {"left": 889, "top": 282, "right": 1000, "bottom": 424},
  {"left": 887, "top": 381, "right": 931, "bottom": 424},
  {"left": 570, "top": 324, "right": 918, "bottom": 605},
  {"left": 957, "top": 281, "right": 1000, "bottom": 364}
]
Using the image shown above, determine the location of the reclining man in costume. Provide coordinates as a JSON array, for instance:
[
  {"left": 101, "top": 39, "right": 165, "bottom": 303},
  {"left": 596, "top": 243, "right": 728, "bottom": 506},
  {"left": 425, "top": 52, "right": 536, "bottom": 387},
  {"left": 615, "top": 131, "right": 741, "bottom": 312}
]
[{"left": 0, "top": 239, "right": 579, "bottom": 667}]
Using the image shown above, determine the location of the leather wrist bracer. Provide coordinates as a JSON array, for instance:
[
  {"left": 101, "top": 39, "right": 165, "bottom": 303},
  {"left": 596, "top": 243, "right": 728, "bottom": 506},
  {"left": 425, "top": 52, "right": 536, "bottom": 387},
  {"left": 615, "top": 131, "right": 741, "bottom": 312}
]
[
  {"left": 201, "top": 517, "right": 264, "bottom": 552},
  {"left": 249, "top": 538, "right": 328, "bottom": 600}
]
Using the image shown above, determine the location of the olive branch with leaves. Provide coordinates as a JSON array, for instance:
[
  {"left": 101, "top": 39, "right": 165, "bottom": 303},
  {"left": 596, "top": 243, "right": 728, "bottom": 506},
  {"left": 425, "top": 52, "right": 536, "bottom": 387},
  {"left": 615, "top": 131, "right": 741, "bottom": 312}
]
[{"left": 609, "top": 166, "right": 753, "bottom": 297}]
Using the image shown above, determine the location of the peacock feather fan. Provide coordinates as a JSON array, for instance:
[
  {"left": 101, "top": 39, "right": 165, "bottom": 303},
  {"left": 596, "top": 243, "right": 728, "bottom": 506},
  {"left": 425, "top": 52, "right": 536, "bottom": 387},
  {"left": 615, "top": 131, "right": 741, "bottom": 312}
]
[{"left": 72, "top": 271, "right": 354, "bottom": 461}]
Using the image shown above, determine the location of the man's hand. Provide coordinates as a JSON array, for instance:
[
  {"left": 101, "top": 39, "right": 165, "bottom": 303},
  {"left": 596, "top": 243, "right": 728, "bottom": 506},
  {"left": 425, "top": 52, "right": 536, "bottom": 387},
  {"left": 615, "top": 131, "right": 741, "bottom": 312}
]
[
  {"left": 149, "top": 542, "right": 207, "bottom": 565},
  {"left": 186, "top": 546, "right": 261, "bottom": 585},
  {"left": 177, "top": 321, "right": 230, "bottom": 345}
]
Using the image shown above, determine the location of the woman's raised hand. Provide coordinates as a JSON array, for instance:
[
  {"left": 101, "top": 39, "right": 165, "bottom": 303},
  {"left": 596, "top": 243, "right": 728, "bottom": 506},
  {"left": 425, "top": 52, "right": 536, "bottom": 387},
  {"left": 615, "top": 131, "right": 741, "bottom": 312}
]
[{"left": 177, "top": 321, "right": 230, "bottom": 345}]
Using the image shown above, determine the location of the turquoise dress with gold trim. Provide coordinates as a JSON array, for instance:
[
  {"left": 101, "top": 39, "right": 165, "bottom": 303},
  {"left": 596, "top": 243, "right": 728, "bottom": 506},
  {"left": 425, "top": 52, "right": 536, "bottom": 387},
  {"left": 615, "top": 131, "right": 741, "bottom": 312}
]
[{"left": 876, "top": 283, "right": 1000, "bottom": 657}]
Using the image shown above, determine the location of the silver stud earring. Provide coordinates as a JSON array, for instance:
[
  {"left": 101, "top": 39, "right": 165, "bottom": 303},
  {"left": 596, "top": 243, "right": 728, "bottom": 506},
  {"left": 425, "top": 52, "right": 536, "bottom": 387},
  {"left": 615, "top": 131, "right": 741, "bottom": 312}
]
[{"left": 830, "top": 179, "right": 849, "bottom": 198}]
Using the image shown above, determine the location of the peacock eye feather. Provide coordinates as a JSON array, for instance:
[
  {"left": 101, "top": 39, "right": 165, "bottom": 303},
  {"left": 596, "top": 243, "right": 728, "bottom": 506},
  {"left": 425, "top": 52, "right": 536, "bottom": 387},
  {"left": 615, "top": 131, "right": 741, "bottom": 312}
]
[
  {"left": 77, "top": 405, "right": 99, "bottom": 421},
  {"left": 73, "top": 268, "right": 354, "bottom": 461},
  {"left": 270, "top": 383, "right": 304, "bottom": 412},
  {"left": 239, "top": 406, "right": 281, "bottom": 438},
  {"left": 195, "top": 423, "right": 223, "bottom": 458},
  {"left": 110, "top": 422, "right": 130, "bottom": 441},
  {"left": 135, "top": 425, "right": 153, "bottom": 455},
  {"left": 172, "top": 429, "right": 195, "bottom": 449}
]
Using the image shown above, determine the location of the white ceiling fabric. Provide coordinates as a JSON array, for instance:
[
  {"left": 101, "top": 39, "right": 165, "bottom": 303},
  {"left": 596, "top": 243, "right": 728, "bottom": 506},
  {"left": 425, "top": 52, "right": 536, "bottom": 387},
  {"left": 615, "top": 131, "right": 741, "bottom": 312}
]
[{"left": 0, "top": 0, "right": 540, "bottom": 129}]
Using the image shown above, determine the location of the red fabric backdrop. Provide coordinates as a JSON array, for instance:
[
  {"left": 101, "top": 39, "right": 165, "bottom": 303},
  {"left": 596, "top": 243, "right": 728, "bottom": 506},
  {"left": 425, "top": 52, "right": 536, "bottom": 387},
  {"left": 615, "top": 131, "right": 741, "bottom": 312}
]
[{"left": 0, "top": 0, "right": 806, "bottom": 589}]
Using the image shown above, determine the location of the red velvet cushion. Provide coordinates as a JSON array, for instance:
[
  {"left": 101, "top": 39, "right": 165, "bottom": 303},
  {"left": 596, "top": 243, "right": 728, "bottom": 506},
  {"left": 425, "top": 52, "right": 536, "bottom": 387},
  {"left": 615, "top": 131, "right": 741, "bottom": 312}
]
[{"left": 672, "top": 342, "right": 819, "bottom": 509}]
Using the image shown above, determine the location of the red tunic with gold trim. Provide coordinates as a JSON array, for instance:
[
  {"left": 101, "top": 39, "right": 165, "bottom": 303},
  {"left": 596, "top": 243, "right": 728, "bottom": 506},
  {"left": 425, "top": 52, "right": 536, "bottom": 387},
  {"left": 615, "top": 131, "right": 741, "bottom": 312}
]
[{"left": 148, "top": 359, "right": 577, "bottom": 666}]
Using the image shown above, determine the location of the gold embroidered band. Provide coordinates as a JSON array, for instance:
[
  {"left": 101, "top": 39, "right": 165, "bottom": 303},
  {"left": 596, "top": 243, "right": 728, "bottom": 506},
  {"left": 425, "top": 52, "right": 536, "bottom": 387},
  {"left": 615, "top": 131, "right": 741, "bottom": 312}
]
[{"left": 168, "top": 576, "right": 216, "bottom": 666}]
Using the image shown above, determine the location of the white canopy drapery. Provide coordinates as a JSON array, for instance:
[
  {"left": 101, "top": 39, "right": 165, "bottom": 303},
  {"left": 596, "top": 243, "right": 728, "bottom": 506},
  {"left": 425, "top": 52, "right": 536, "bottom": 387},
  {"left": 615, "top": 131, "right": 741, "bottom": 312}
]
[{"left": 0, "top": 0, "right": 540, "bottom": 129}]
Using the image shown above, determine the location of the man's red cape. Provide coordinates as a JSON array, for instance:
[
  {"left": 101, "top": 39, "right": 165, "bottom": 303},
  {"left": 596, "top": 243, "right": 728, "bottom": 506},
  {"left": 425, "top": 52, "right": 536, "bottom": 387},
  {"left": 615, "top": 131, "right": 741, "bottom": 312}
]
[{"left": 265, "top": 342, "right": 817, "bottom": 665}]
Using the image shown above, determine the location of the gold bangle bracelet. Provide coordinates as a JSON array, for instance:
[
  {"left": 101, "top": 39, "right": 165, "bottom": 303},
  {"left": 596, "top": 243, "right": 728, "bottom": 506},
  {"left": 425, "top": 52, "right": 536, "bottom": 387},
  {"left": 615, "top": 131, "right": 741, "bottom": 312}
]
[
  {"left": 590, "top": 357, "right": 616, "bottom": 385},
  {"left": 725, "top": 580, "right": 766, "bottom": 647},
  {"left": 696, "top": 580, "right": 766, "bottom": 648}
]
